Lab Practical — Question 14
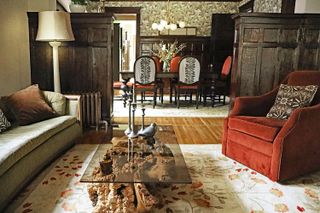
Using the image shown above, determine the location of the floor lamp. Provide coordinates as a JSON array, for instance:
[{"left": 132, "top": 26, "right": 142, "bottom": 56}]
[{"left": 36, "top": 11, "right": 74, "bottom": 93}]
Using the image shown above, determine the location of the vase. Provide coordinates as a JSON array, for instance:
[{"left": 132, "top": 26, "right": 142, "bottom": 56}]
[{"left": 163, "top": 61, "right": 170, "bottom": 72}]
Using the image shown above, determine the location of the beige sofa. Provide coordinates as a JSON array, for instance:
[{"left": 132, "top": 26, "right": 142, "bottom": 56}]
[{"left": 0, "top": 94, "right": 82, "bottom": 211}]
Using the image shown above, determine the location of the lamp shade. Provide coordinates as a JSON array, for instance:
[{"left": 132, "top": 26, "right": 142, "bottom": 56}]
[{"left": 36, "top": 11, "right": 74, "bottom": 41}]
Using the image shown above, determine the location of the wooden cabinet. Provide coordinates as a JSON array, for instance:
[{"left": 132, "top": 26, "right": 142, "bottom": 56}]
[
  {"left": 230, "top": 13, "right": 320, "bottom": 107},
  {"left": 28, "top": 13, "right": 114, "bottom": 122}
]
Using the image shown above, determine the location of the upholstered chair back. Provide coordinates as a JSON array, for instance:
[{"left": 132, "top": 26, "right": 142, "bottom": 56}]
[
  {"left": 178, "top": 56, "right": 201, "bottom": 84},
  {"left": 152, "top": 56, "right": 162, "bottom": 72},
  {"left": 134, "top": 56, "right": 157, "bottom": 85},
  {"left": 221, "top": 56, "right": 232, "bottom": 79},
  {"left": 285, "top": 70, "right": 320, "bottom": 105},
  {"left": 170, "top": 56, "right": 181, "bottom": 73}
]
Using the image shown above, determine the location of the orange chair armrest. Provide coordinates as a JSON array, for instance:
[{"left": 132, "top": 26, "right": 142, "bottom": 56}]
[{"left": 230, "top": 89, "right": 278, "bottom": 116}]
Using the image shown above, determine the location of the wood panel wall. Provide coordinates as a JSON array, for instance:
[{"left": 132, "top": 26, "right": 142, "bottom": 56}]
[
  {"left": 211, "top": 14, "right": 235, "bottom": 73},
  {"left": 140, "top": 36, "right": 211, "bottom": 71},
  {"left": 28, "top": 13, "right": 114, "bottom": 122},
  {"left": 230, "top": 13, "right": 320, "bottom": 107}
]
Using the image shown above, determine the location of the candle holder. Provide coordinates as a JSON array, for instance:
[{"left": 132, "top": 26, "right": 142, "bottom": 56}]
[
  {"left": 138, "top": 105, "right": 146, "bottom": 135},
  {"left": 128, "top": 102, "right": 138, "bottom": 139},
  {"left": 124, "top": 92, "right": 133, "bottom": 136}
]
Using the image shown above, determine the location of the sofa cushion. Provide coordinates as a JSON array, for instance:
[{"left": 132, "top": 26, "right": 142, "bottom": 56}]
[
  {"left": 228, "top": 116, "right": 285, "bottom": 142},
  {"left": 0, "top": 116, "right": 77, "bottom": 176},
  {"left": 6, "top": 85, "right": 57, "bottom": 125},
  {"left": 42, "top": 91, "right": 66, "bottom": 115},
  {"left": 266, "top": 84, "right": 318, "bottom": 120},
  {"left": 0, "top": 109, "right": 11, "bottom": 133}
]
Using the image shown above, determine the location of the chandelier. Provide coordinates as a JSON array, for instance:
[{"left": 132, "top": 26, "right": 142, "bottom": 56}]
[{"left": 151, "top": 0, "right": 185, "bottom": 31}]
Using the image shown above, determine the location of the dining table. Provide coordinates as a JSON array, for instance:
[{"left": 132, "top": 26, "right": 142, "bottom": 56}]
[
  {"left": 119, "top": 71, "right": 218, "bottom": 83},
  {"left": 118, "top": 71, "right": 218, "bottom": 106}
]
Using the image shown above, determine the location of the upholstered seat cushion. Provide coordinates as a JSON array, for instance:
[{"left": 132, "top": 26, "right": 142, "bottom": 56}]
[
  {"left": 228, "top": 116, "right": 285, "bottom": 142},
  {"left": 113, "top": 81, "right": 133, "bottom": 89},
  {"left": 135, "top": 84, "right": 156, "bottom": 89},
  {"left": 178, "top": 85, "right": 198, "bottom": 89},
  {"left": 0, "top": 116, "right": 77, "bottom": 176}
]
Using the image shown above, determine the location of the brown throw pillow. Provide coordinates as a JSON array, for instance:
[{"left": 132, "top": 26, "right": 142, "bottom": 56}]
[
  {"left": 0, "top": 96, "right": 16, "bottom": 123},
  {"left": 6, "top": 85, "right": 57, "bottom": 125},
  {"left": 266, "top": 84, "right": 318, "bottom": 120}
]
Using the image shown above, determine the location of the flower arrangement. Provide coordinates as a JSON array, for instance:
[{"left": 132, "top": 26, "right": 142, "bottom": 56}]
[{"left": 152, "top": 41, "right": 186, "bottom": 71}]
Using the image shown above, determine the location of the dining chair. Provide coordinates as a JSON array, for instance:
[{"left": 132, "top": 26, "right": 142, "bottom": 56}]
[
  {"left": 174, "top": 56, "right": 201, "bottom": 109},
  {"left": 214, "top": 56, "right": 232, "bottom": 105},
  {"left": 152, "top": 56, "right": 164, "bottom": 104},
  {"left": 201, "top": 56, "right": 232, "bottom": 106},
  {"left": 134, "top": 56, "right": 158, "bottom": 108},
  {"left": 169, "top": 56, "right": 181, "bottom": 103}
]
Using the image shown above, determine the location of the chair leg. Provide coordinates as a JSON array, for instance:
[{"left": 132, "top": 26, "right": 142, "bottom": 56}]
[
  {"left": 153, "top": 89, "right": 157, "bottom": 108},
  {"left": 161, "top": 87, "right": 164, "bottom": 104},
  {"left": 211, "top": 92, "right": 215, "bottom": 107},
  {"left": 177, "top": 87, "right": 180, "bottom": 109},
  {"left": 189, "top": 93, "right": 192, "bottom": 104},
  {"left": 174, "top": 87, "right": 177, "bottom": 104},
  {"left": 223, "top": 95, "right": 226, "bottom": 105},
  {"left": 196, "top": 90, "right": 199, "bottom": 109},
  {"left": 141, "top": 91, "right": 144, "bottom": 103},
  {"left": 170, "top": 83, "right": 173, "bottom": 103},
  {"left": 203, "top": 88, "right": 207, "bottom": 106}
]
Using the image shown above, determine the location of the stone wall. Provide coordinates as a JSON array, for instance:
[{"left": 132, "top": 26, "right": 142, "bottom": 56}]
[
  {"left": 105, "top": 1, "right": 239, "bottom": 36},
  {"left": 254, "top": 0, "right": 281, "bottom": 13}
]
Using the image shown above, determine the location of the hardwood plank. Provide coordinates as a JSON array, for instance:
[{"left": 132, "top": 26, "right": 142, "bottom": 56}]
[{"left": 78, "top": 117, "right": 224, "bottom": 144}]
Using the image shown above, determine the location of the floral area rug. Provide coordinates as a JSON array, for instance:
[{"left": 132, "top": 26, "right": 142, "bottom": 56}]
[
  {"left": 7, "top": 144, "right": 320, "bottom": 213},
  {"left": 113, "top": 95, "right": 229, "bottom": 118}
]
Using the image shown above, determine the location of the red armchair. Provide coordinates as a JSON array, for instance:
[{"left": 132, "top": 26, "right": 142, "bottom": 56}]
[{"left": 222, "top": 71, "right": 320, "bottom": 182}]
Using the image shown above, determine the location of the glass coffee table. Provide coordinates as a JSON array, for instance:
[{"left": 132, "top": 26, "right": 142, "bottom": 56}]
[{"left": 80, "top": 126, "right": 191, "bottom": 212}]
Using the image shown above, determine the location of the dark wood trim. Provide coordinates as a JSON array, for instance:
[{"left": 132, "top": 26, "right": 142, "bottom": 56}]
[
  {"left": 281, "top": 0, "right": 296, "bottom": 14},
  {"left": 105, "top": 7, "right": 141, "bottom": 58},
  {"left": 103, "top": 0, "right": 241, "bottom": 1},
  {"left": 239, "top": 0, "right": 254, "bottom": 13}
]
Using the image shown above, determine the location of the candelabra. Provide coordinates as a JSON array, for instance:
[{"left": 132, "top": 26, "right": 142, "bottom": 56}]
[{"left": 138, "top": 105, "right": 146, "bottom": 135}]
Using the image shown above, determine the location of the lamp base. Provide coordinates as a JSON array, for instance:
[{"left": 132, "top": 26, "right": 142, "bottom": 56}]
[{"left": 49, "top": 41, "right": 61, "bottom": 93}]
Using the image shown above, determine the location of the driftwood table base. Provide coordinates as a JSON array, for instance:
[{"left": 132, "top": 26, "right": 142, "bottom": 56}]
[
  {"left": 81, "top": 127, "right": 191, "bottom": 213},
  {"left": 87, "top": 182, "right": 159, "bottom": 213}
]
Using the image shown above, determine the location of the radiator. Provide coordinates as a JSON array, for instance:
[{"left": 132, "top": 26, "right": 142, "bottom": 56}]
[{"left": 80, "top": 92, "right": 107, "bottom": 130}]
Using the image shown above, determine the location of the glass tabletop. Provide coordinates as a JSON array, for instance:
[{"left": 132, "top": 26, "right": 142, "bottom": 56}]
[{"left": 80, "top": 126, "right": 192, "bottom": 184}]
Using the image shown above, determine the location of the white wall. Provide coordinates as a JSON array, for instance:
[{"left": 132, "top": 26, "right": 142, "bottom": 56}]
[
  {"left": 0, "top": 0, "right": 55, "bottom": 97},
  {"left": 295, "top": 0, "right": 320, "bottom": 13}
]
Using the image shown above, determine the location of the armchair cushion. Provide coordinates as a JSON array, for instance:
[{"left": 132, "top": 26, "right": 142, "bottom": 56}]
[
  {"left": 266, "top": 84, "right": 318, "bottom": 119},
  {"left": 229, "top": 116, "right": 285, "bottom": 142}
]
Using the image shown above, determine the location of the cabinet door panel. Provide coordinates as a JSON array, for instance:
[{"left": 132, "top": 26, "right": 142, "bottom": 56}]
[
  {"left": 240, "top": 47, "right": 258, "bottom": 96},
  {"left": 259, "top": 48, "right": 277, "bottom": 94}
]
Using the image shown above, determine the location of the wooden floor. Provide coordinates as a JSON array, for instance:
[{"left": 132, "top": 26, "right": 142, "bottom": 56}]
[{"left": 79, "top": 117, "right": 224, "bottom": 144}]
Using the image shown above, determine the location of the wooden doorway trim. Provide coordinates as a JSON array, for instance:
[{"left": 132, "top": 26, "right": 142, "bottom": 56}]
[
  {"left": 281, "top": 0, "right": 296, "bottom": 14},
  {"left": 105, "top": 7, "right": 141, "bottom": 58}
]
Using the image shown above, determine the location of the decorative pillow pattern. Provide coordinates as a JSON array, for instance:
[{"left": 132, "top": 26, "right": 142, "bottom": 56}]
[
  {"left": 266, "top": 84, "right": 318, "bottom": 120},
  {"left": 0, "top": 109, "right": 11, "bottom": 133},
  {"left": 42, "top": 91, "right": 66, "bottom": 115},
  {"left": 6, "top": 85, "right": 57, "bottom": 125}
]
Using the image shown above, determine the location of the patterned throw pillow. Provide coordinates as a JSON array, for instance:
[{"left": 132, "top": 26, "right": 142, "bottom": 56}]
[
  {"left": 0, "top": 109, "right": 11, "bottom": 133},
  {"left": 266, "top": 84, "right": 318, "bottom": 120}
]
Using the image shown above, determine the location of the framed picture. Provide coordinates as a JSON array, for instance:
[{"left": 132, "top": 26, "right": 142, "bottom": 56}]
[{"left": 159, "top": 27, "right": 197, "bottom": 36}]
